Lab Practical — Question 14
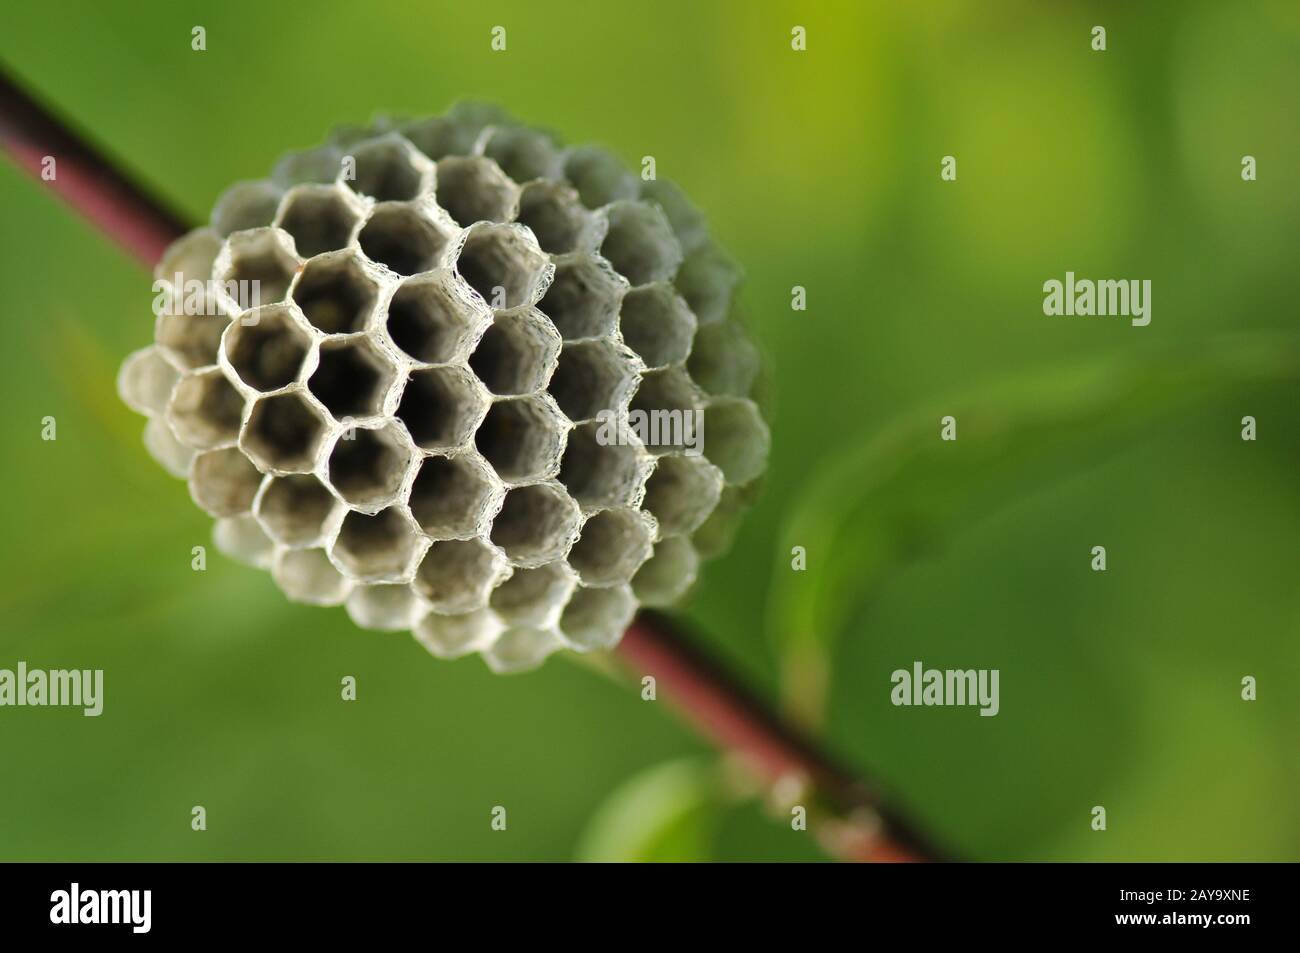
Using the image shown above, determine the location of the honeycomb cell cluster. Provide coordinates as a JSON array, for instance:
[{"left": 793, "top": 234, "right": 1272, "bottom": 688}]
[{"left": 117, "top": 103, "right": 768, "bottom": 672}]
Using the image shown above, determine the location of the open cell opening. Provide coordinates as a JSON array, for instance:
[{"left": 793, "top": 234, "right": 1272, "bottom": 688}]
[
  {"left": 359, "top": 204, "right": 447, "bottom": 277},
  {"left": 385, "top": 276, "right": 481, "bottom": 364},
  {"left": 562, "top": 146, "right": 636, "bottom": 209},
  {"left": 222, "top": 305, "right": 311, "bottom": 392},
  {"left": 255, "top": 473, "right": 338, "bottom": 547},
  {"left": 396, "top": 366, "right": 486, "bottom": 451},
  {"left": 408, "top": 453, "right": 499, "bottom": 539},
  {"left": 475, "top": 397, "right": 567, "bottom": 483},
  {"left": 516, "top": 181, "right": 588, "bottom": 255},
  {"left": 414, "top": 538, "right": 507, "bottom": 613},
  {"left": 455, "top": 224, "right": 548, "bottom": 309},
  {"left": 619, "top": 283, "right": 697, "bottom": 369},
  {"left": 489, "top": 483, "right": 581, "bottom": 567},
  {"left": 559, "top": 584, "right": 636, "bottom": 651},
  {"left": 166, "top": 368, "right": 244, "bottom": 449},
  {"left": 557, "top": 421, "right": 646, "bottom": 509},
  {"left": 332, "top": 507, "right": 421, "bottom": 581},
  {"left": 547, "top": 340, "right": 640, "bottom": 423},
  {"left": 434, "top": 156, "right": 518, "bottom": 226},
  {"left": 599, "top": 201, "right": 682, "bottom": 287},
  {"left": 348, "top": 137, "right": 429, "bottom": 202},
  {"left": 218, "top": 229, "right": 299, "bottom": 309},
  {"left": 537, "top": 256, "right": 623, "bottom": 340},
  {"left": 292, "top": 253, "right": 379, "bottom": 333},
  {"left": 642, "top": 454, "right": 722, "bottom": 537},
  {"left": 241, "top": 392, "right": 329, "bottom": 473},
  {"left": 327, "top": 423, "right": 412, "bottom": 508},
  {"left": 189, "top": 447, "right": 263, "bottom": 517},
  {"left": 567, "top": 508, "right": 654, "bottom": 587},
  {"left": 488, "top": 562, "right": 574, "bottom": 626},
  {"left": 309, "top": 338, "right": 396, "bottom": 419},
  {"left": 468, "top": 310, "right": 560, "bottom": 396},
  {"left": 276, "top": 185, "right": 362, "bottom": 258}
]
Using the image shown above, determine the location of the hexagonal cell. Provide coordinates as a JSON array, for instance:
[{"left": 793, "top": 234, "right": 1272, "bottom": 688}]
[
  {"left": 702, "top": 397, "right": 769, "bottom": 485},
  {"left": 413, "top": 537, "right": 510, "bottom": 613},
  {"left": 331, "top": 507, "right": 423, "bottom": 582},
  {"left": 309, "top": 337, "right": 397, "bottom": 419},
  {"left": 468, "top": 309, "right": 561, "bottom": 396},
  {"left": 686, "top": 318, "right": 760, "bottom": 397},
  {"left": 481, "top": 125, "right": 560, "bottom": 184},
  {"left": 400, "top": 106, "right": 500, "bottom": 161},
  {"left": 435, "top": 155, "right": 519, "bottom": 226},
  {"left": 455, "top": 223, "right": 550, "bottom": 309},
  {"left": 358, "top": 203, "right": 448, "bottom": 277},
  {"left": 347, "top": 135, "right": 431, "bottom": 202},
  {"left": 326, "top": 423, "right": 412, "bottom": 508},
  {"left": 516, "top": 180, "right": 591, "bottom": 255},
  {"left": 629, "top": 367, "right": 703, "bottom": 455},
  {"left": 483, "top": 626, "right": 564, "bottom": 673},
  {"left": 562, "top": 145, "right": 637, "bottom": 209},
  {"left": 272, "top": 144, "right": 344, "bottom": 187},
  {"left": 272, "top": 547, "right": 351, "bottom": 606},
  {"left": 632, "top": 535, "right": 700, "bottom": 607},
  {"left": 215, "top": 228, "right": 299, "bottom": 310},
  {"left": 489, "top": 483, "right": 582, "bottom": 567},
  {"left": 599, "top": 201, "right": 682, "bottom": 287},
  {"left": 346, "top": 583, "right": 423, "bottom": 631},
  {"left": 241, "top": 391, "right": 329, "bottom": 473},
  {"left": 568, "top": 508, "right": 655, "bottom": 587},
  {"left": 640, "top": 178, "right": 707, "bottom": 254},
  {"left": 674, "top": 241, "right": 741, "bottom": 325},
  {"left": 212, "top": 180, "right": 283, "bottom": 237},
  {"left": 396, "top": 365, "right": 487, "bottom": 451},
  {"left": 275, "top": 184, "right": 364, "bottom": 259},
  {"left": 155, "top": 309, "right": 231, "bottom": 371},
  {"left": 222, "top": 304, "right": 311, "bottom": 392},
  {"left": 545, "top": 339, "right": 642, "bottom": 423},
  {"left": 385, "top": 274, "right": 484, "bottom": 364},
  {"left": 475, "top": 396, "right": 569, "bottom": 483},
  {"left": 166, "top": 368, "right": 244, "bottom": 449},
  {"left": 329, "top": 118, "right": 393, "bottom": 148},
  {"left": 143, "top": 417, "right": 195, "bottom": 478},
  {"left": 254, "top": 473, "right": 340, "bottom": 547},
  {"left": 155, "top": 228, "right": 221, "bottom": 287},
  {"left": 118, "top": 346, "right": 180, "bottom": 417},
  {"left": 618, "top": 283, "right": 697, "bottom": 369},
  {"left": 212, "top": 513, "right": 275, "bottom": 569},
  {"left": 489, "top": 561, "right": 575, "bottom": 627},
  {"left": 642, "top": 454, "right": 723, "bottom": 538},
  {"left": 557, "top": 421, "right": 650, "bottom": 510},
  {"left": 292, "top": 252, "right": 379, "bottom": 333},
  {"left": 691, "top": 484, "right": 750, "bottom": 559},
  {"left": 414, "top": 607, "right": 502, "bottom": 660},
  {"left": 408, "top": 453, "right": 501, "bottom": 539},
  {"left": 559, "top": 584, "right": 636, "bottom": 651},
  {"left": 189, "top": 447, "right": 262, "bottom": 517},
  {"left": 537, "top": 256, "right": 624, "bottom": 340}
]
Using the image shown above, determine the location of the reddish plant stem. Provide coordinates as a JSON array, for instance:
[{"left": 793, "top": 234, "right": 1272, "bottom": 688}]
[
  {"left": 0, "top": 68, "right": 189, "bottom": 267},
  {"left": 0, "top": 65, "right": 945, "bottom": 863}
]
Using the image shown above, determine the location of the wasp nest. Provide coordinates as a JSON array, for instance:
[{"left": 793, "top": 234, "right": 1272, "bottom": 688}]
[{"left": 117, "top": 103, "right": 768, "bottom": 672}]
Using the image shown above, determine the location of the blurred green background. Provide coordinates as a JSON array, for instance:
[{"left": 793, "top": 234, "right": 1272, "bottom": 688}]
[{"left": 1, "top": 0, "right": 1296, "bottom": 861}]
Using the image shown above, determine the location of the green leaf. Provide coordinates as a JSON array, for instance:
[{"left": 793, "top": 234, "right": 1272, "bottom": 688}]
[
  {"left": 574, "top": 758, "right": 721, "bottom": 862},
  {"left": 768, "top": 333, "right": 1300, "bottom": 725}
]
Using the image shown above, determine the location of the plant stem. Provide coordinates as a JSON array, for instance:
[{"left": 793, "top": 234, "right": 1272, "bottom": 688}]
[{"left": 0, "top": 64, "right": 945, "bottom": 863}]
